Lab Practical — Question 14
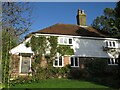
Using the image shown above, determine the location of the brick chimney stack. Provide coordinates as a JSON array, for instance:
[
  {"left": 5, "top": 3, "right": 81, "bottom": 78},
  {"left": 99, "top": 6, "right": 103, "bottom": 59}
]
[{"left": 76, "top": 9, "right": 86, "bottom": 26}]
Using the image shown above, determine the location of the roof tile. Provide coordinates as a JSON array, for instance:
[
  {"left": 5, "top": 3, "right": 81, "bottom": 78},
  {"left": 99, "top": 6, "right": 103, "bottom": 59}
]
[{"left": 25, "top": 23, "right": 108, "bottom": 38}]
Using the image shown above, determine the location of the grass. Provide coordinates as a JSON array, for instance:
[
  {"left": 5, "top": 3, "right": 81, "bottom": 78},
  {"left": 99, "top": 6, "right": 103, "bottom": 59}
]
[{"left": 10, "top": 78, "right": 110, "bottom": 88}]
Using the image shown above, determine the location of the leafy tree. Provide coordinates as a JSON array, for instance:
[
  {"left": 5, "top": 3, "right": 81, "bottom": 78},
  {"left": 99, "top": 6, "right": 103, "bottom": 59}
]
[
  {"left": 114, "top": 1, "right": 120, "bottom": 37},
  {"left": 2, "top": 2, "right": 32, "bottom": 87},
  {"left": 92, "top": 8, "right": 117, "bottom": 35},
  {"left": 92, "top": 1, "right": 120, "bottom": 82},
  {"left": 92, "top": 1, "right": 120, "bottom": 37},
  {"left": 114, "top": 1, "right": 120, "bottom": 82}
]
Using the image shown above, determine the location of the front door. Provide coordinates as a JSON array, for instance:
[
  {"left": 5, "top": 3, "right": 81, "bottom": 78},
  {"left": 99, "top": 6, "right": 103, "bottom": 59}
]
[{"left": 21, "top": 56, "right": 30, "bottom": 73}]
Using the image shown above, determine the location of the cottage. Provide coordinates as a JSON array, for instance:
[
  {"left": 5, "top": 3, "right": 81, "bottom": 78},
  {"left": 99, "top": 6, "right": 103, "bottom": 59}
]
[{"left": 10, "top": 9, "right": 120, "bottom": 77}]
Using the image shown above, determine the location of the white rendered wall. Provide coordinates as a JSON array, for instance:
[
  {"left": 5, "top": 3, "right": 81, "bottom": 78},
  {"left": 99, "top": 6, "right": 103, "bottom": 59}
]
[{"left": 10, "top": 37, "right": 34, "bottom": 55}]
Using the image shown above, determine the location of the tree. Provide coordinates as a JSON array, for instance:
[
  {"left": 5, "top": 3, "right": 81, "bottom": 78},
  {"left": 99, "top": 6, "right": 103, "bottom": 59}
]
[
  {"left": 92, "top": 8, "right": 118, "bottom": 36},
  {"left": 92, "top": 1, "right": 120, "bottom": 37},
  {"left": 115, "top": 1, "right": 120, "bottom": 81},
  {"left": 114, "top": 1, "right": 120, "bottom": 37},
  {"left": 2, "top": 2, "right": 32, "bottom": 87},
  {"left": 92, "top": 1, "right": 120, "bottom": 83}
]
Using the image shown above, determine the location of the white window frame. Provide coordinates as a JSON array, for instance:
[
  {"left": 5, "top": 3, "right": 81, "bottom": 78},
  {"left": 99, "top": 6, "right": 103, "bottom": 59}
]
[
  {"left": 105, "top": 41, "right": 117, "bottom": 48},
  {"left": 70, "top": 57, "right": 79, "bottom": 67},
  {"left": 53, "top": 56, "right": 64, "bottom": 67},
  {"left": 19, "top": 55, "right": 32, "bottom": 73},
  {"left": 58, "top": 37, "right": 73, "bottom": 45},
  {"left": 108, "top": 58, "right": 118, "bottom": 65}
]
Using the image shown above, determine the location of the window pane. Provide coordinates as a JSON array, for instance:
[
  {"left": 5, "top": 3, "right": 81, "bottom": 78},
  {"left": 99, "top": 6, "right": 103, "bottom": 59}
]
[
  {"left": 109, "top": 42, "right": 112, "bottom": 46},
  {"left": 60, "top": 38, "right": 63, "bottom": 43},
  {"left": 75, "top": 57, "right": 78, "bottom": 66},
  {"left": 70, "top": 57, "right": 74, "bottom": 66},
  {"left": 108, "top": 59, "right": 111, "bottom": 64},
  {"left": 111, "top": 59, "right": 114, "bottom": 64},
  {"left": 69, "top": 39, "right": 72, "bottom": 44},
  {"left": 55, "top": 60, "right": 58, "bottom": 66},
  {"left": 115, "top": 59, "right": 118, "bottom": 64},
  {"left": 59, "top": 56, "right": 62, "bottom": 66},
  {"left": 106, "top": 41, "right": 108, "bottom": 47},
  {"left": 113, "top": 42, "right": 115, "bottom": 47},
  {"left": 64, "top": 38, "right": 67, "bottom": 44}
]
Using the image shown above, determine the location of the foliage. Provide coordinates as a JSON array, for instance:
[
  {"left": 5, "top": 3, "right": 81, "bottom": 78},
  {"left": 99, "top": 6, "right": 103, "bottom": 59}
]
[
  {"left": 10, "top": 76, "right": 33, "bottom": 86},
  {"left": 2, "top": 2, "right": 32, "bottom": 86},
  {"left": 57, "top": 45, "right": 74, "bottom": 56},
  {"left": 92, "top": 1, "right": 120, "bottom": 37},
  {"left": 2, "top": 2, "right": 32, "bottom": 39},
  {"left": 85, "top": 58, "right": 107, "bottom": 77},
  {"left": 25, "top": 41, "right": 30, "bottom": 47},
  {"left": 24, "top": 36, "right": 74, "bottom": 82},
  {"left": 70, "top": 69, "right": 90, "bottom": 79},
  {"left": 27, "top": 36, "right": 47, "bottom": 63},
  {"left": 48, "top": 36, "right": 58, "bottom": 57},
  {"left": 92, "top": 8, "right": 117, "bottom": 35},
  {"left": 31, "top": 64, "right": 70, "bottom": 81}
]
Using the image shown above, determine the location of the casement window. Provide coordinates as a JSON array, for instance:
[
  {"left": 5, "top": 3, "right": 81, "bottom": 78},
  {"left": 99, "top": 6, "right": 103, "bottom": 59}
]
[
  {"left": 60, "top": 38, "right": 64, "bottom": 43},
  {"left": 54, "top": 56, "right": 63, "bottom": 67},
  {"left": 69, "top": 39, "right": 72, "bottom": 44},
  {"left": 59, "top": 37, "right": 73, "bottom": 45},
  {"left": 64, "top": 38, "right": 67, "bottom": 44},
  {"left": 105, "top": 41, "right": 116, "bottom": 48},
  {"left": 108, "top": 58, "right": 118, "bottom": 65},
  {"left": 70, "top": 57, "right": 79, "bottom": 67}
]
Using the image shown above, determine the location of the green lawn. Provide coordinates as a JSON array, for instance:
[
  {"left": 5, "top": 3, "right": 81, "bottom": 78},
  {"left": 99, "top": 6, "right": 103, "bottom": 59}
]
[{"left": 10, "top": 78, "right": 110, "bottom": 88}]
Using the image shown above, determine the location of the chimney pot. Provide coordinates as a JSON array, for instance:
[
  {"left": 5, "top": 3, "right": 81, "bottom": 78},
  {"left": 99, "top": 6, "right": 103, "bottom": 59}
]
[
  {"left": 81, "top": 10, "right": 84, "bottom": 14},
  {"left": 76, "top": 9, "right": 86, "bottom": 26}
]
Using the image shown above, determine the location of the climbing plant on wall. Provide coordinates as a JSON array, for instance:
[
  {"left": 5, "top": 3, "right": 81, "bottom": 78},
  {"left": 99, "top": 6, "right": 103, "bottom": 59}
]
[
  {"left": 48, "top": 36, "right": 58, "bottom": 57},
  {"left": 25, "top": 35, "right": 74, "bottom": 80},
  {"left": 26, "top": 35, "right": 47, "bottom": 63},
  {"left": 57, "top": 45, "right": 74, "bottom": 56},
  {"left": 26, "top": 35, "right": 74, "bottom": 63},
  {"left": 47, "top": 36, "right": 58, "bottom": 65}
]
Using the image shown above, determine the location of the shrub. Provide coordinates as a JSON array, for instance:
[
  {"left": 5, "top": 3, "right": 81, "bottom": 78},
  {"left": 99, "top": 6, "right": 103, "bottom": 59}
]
[
  {"left": 10, "top": 76, "right": 33, "bottom": 86},
  {"left": 85, "top": 58, "right": 107, "bottom": 77},
  {"left": 70, "top": 69, "right": 90, "bottom": 79}
]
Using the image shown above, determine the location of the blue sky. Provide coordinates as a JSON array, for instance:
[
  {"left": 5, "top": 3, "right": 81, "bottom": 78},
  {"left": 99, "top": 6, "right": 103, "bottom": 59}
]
[{"left": 29, "top": 2, "right": 116, "bottom": 33}]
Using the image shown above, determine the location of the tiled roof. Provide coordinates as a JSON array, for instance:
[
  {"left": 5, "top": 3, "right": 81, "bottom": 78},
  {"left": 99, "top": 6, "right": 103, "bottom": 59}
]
[{"left": 25, "top": 23, "right": 108, "bottom": 38}]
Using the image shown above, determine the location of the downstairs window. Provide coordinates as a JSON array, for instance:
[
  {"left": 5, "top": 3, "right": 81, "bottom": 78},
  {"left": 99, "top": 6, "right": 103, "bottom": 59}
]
[
  {"left": 53, "top": 56, "right": 63, "bottom": 67},
  {"left": 108, "top": 58, "right": 118, "bottom": 65},
  {"left": 70, "top": 57, "right": 79, "bottom": 67}
]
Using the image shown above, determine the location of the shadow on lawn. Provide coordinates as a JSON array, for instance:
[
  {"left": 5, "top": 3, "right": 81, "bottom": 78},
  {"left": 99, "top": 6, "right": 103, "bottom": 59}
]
[{"left": 77, "top": 76, "right": 120, "bottom": 89}]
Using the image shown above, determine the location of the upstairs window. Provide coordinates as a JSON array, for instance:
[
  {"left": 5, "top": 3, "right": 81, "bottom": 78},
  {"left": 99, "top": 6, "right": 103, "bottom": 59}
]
[
  {"left": 60, "top": 38, "right": 64, "bottom": 43},
  {"left": 105, "top": 41, "right": 116, "bottom": 48},
  {"left": 108, "top": 58, "right": 118, "bottom": 65},
  {"left": 59, "top": 37, "right": 73, "bottom": 45},
  {"left": 64, "top": 38, "right": 67, "bottom": 44},
  {"left": 69, "top": 39, "right": 72, "bottom": 44}
]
